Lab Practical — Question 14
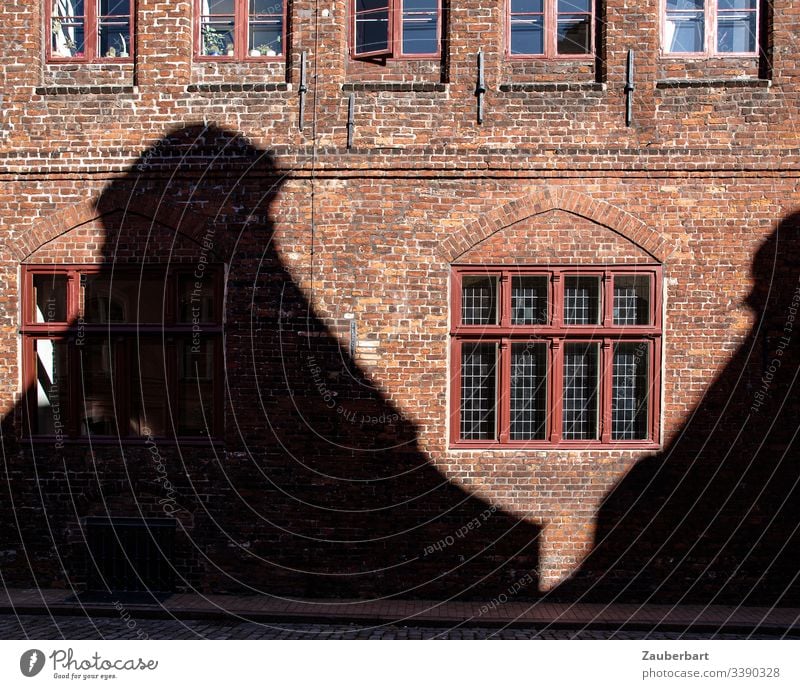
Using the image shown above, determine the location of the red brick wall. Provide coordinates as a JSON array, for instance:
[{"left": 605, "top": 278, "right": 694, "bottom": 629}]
[{"left": 0, "top": 1, "right": 798, "bottom": 604}]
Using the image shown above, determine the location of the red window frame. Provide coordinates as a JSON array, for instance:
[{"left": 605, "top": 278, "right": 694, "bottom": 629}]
[
  {"left": 47, "top": 0, "right": 135, "bottom": 63},
  {"left": 506, "top": 0, "right": 595, "bottom": 59},
  {"left": 350, "top": 0, "right": 442, "bottom": 60},
  {"left": 449, "top": 265, "right": 663, "bottom": 449},
  {"left": 195, "top": 0, "right": 286, "bottom": 61},
  {"left": 661, "top": 0, "right": 759, "bottom": 58},
  {"left": 21, "top": 265, "right": 224, "bottom": 442}
]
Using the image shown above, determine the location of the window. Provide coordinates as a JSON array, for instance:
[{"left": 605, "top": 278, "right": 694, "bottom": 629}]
[
  {"left": 22, "top": 266, "right": 223, "bottom": 440},
  {"left": 352, "top": 0, "right": 441, "bottom": 58},
  {"left": 663, "top": 0, "right": 758, "bottom": 55},
  {"left": 508, "top": 0, "right": 594, "bottom": 57},
  {"left": 450, "top": 266, "right": 662, "bottom": 448},
  {"left": 197, "top": 0, "right": 285, "bottom": 59},
  {"left": 48, "top": 1, "right": 133, "bottom": 61}
]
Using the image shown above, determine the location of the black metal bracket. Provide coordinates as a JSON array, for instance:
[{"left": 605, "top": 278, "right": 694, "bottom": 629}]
[
  {"left": 298, "top": 50, "right": 308, "bottom": 131},
  {"left": 346, "top": 93, "right": 355, "bottom": 149},
  {"left": 476, "top": 49, "right": 486, "bottom": 124},
  {"left": 625, "top": 49, "right": 635, "bottom": 127}
]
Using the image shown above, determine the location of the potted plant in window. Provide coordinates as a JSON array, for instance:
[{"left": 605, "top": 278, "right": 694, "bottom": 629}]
[
  {"left": 201, "top": 26, "right": 226, "bottom": 56},
  {"left": 226, "top": 42, "right": 234, "bottom": 57},
  {"left": 256, "top": 39, "right": 279, "bottom": 57}
]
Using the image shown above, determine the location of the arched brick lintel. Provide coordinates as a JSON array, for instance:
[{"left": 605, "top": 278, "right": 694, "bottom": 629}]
[
  {"left": 12, "top": 191, "right": 218, "bottom": 263},
  {"left": 438, "top": 188, "right": 667, "bottom": 264}
]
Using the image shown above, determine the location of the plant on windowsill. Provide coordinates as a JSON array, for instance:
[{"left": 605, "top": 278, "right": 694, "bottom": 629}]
[
  {"left": 202, "top": 25, "right": 227, "bottom": 56},
  {"left": 256, "top": 39, "right": 279, "bottom": 57}
]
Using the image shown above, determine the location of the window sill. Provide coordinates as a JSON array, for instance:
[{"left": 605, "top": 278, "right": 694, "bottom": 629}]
[
  {"left": 498, "top": 82, "right": 605, "bottom": 93},
  {"left": 342, "top": 82, "right": 447, "bottom": 93},
  {"left": 35, "top": 85, "right": 138, "bottom": 96},
  {"left": 186, "top": 82, "right": 291, "bottom": 93},
  {"left": 449, "top": 441, "right": 661, "bottom": 452},
  {"left": 655, "top": 78, "right": 770, "bottom": 89}
]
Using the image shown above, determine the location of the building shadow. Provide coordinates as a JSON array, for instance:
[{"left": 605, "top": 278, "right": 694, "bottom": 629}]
[
  {"left": 0, "top": 125, "right": 541, "bottom": 601},
  {"left": 557, "top": 212, "right": 800, "bottom": 606}
]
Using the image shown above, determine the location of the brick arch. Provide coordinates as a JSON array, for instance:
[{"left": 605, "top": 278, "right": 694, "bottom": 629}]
[
  {"left": 438, "top": 188, "right": 668, "bottom": 264},
  {"left": 12, "top": 190, "right": 218, "bottom": 262}
]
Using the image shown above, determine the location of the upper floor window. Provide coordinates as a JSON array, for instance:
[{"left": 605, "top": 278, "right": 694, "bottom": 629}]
[
  {"left": 508, "top": 0, "right": 594, "bottom": 57},
  {"left": 22, "top": 266, "right": 224, "bottom": 441},
  {"left": 197, "top": 0, "right": 285, "bottom": 59},
  {"left": 48, "top": 1, "right": 133, "bottom": 62},
  {"left": 352, "top": 0, "right": 441, "bottom": 58},
  {"left": 450, "top": 266, "right": 662, "bottom": 449},
  {"left": 663, "top": 0, "right": 758, "bottom": 55}
]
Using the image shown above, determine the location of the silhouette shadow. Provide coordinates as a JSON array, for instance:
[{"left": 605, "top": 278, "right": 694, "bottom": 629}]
[
  {"left": 0, "top": 125, "right": 541, "bottom": 601},
  {"left": 557, "top": 212, "right": 800, "bottom": 606}
]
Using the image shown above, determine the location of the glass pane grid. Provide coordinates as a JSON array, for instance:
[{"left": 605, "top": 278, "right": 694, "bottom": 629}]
[
  {"left": 564, "top": 277, "right": 600, "bottom": 325},
  {"left": 461, "top": 276, "right": 497, "bottom": 325},
  {"left": 613, "top": 275, "right": 650, "bottom": 325},
  {"left": 613, "top": 287, "right": 639, "bottom": 324},
  {"left": 562, "top": 344, "right": 598, "bottom": 440},
  {"left": 460, "top": 344, "right": 496, "bottom": 440},
  {"left": 510, "top": 344, "right": 546, "bottom": 440},
  {"left": 512, "top": 276, "right": 548, "bottom": 325},
  {"left": 612, "top": 343, "right": 649, "bottom": 440}
]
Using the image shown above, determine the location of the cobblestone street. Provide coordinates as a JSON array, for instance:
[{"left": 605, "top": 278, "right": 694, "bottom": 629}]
[{"left": 0, "top": 614, "right": 785, "bottom": 640}]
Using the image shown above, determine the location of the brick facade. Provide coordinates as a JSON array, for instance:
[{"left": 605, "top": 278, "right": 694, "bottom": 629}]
[{"left": 0, "top": 1, "right": 798, "bottom": 605}]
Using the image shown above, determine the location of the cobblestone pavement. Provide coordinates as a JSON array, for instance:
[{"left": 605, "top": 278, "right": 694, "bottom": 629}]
[{"left": 0, "top": 614, "right": 785, "bottom": 640}]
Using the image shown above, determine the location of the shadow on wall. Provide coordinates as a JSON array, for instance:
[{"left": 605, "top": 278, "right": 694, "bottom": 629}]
[
  {"left": 557, "top": 212, "right": 800, "bottom": 606},
  {"left": 0, "top": 125, "right": 542, "bottom": 601}
]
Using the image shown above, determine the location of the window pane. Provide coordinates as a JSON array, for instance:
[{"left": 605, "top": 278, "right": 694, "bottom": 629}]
[
  {"left": 717, "top": 12, "right": 757, "bottom": 52},
  {"left": 404, "top": 0, "right": 438, "bottom": 10},
  {"left": 717, "top": 0, "right": 755, "bottom": 9},
  {"left": 612, "top": 342, "right": 649, "bottom": 440},
  {"left": 208, "top": 0, "right": 236, "bottom": 12},
  {"left": 558, "top": 0, "right": 591, "bottom": 12},
  {"left": 613, "top": 274, "right": 651, "bottom": 325},
  {"left": 665, "top": 12, "right": 705, "bottom": 52},
  {"left": 201, "top": 19, "right": 235, "bottom": 55},
  {"left": 460, "top": 343, "right": 497, "bottom": 440},
  {"left": 177, "top": 274, "right": 218, "bottom": 323},
  {"left": 562, "top": 342, "right": 598, "bottom": 440},
  {"left": 129, "top": 340, "right": 168, "bottom": 438},
  {"left": 511, "top": 0, "right": 543, "bottom": 11},
  {"left": 249, "top": 19, "right": 283, "bottom": 55},
  {"left": 666, "top": 0, "right": 704, "bottom": 8},
  {"left": 564, "top": 276, "right": 601, "bottom": 325},
  {"left": 178, "top": 339, "right": 216, "bottom": 436},
  {"left": 510, "top": 343, "right": 547, "bottom": 440},
  {"left": 100, "top": 0, "right": 130, "bottom": 15},
  {"left": 250, "top": 0, "right": 283, "bottom": 13},
  {"left": 512, "top": 276, "right": 548, "bottom": 324},
  {"left": 356, "top": 0, "right": 390, "bottom": 9},
  {"left": 79, "top": 340, "right": 118, "bottom": 436},
  {"left": 355, "top": 12, "right": 390, "bottom": 53},
  {"left": 556, "top": 15, "right": 591, "bottom": 54},
  {"left": 84, "top": 275, "right": 166, "bottom": 324},
  {"left": 35, "top": 339, "right": 68, "bottom": 436},
  {"left": 402, "top": 1, "right": 438, "bottom": 55},
  {"left": 510, "top": 18, "right": 544, "bottom": 55},
  {"left": 33, "top": 274, "right": 68, "bottom": 323},
  {"left": 51, "top": 2, "right": 85, "bottom": 59},
  {"left": 461, "top": 275, "right": 497, "bottom": 325},
  {"left": 99, "top": 19, "right": 130, "bottom": 57}
]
